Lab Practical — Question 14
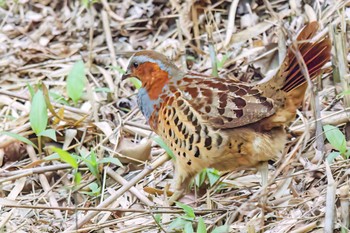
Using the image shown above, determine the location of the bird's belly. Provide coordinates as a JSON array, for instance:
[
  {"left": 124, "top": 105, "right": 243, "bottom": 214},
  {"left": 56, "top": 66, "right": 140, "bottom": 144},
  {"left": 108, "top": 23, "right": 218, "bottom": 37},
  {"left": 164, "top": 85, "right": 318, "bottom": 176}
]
[{"left": 209, "top": 127, "right": 287, "bottom": 171}]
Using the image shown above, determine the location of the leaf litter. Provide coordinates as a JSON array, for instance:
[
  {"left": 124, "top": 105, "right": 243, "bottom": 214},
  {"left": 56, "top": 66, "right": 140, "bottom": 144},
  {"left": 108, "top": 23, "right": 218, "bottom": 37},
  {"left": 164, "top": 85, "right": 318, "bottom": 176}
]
[{"left": 0, "top": 0, "right": 349, "bottom": 232}]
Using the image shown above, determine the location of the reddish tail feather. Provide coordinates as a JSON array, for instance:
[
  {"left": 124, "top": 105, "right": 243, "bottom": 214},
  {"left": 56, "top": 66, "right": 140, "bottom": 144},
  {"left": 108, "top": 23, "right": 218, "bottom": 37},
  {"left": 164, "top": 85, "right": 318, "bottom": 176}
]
[{"left": 282, "top": 22, "right": 332, "bottom": 92}]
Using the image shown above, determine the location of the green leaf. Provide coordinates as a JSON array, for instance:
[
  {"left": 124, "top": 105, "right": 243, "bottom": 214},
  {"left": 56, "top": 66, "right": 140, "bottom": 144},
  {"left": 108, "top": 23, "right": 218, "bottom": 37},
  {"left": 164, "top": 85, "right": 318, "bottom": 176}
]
[
  {"left": 0, "top": 131, "right": 38, "bottom": 150},
  {"left": 49, "top": 91, "right": 70, "bottom": 105},
  {"left": 176, "top": 202, "right": 195, "bottom": 219},
  {"left": 51, "top": 147, "right": 78, "bottom": 169},
  {"left": 38, "top": 129, "right": 57, "bottom": 141},
  {"left": 336, "top": 90, "right": 350, "bottom": 99},
  {"left": 129, "top": 77, "right": 142, "bottom": 89},
  {"left": 88, "top": 182, "right": 100, "bottom": 195},
  {"left": 84, "top": 159, "right": 99, "bottom": 177},
  {"left": 196, "top": 217, "right": 206, "bottom": 233},
  {"left": 94, "top": 87, "right": 112, "bottom": 93},
  {"left": 184, "top": 222, "right": 194, "bottom": 233},
  {"left": 30, "top": 90, "right": 48, "bottom": 135},
  {"left": 110, "top": 65, "right": 125, "bottom": 74},
  {"left": 43, "top": 153, "right": 60, "bottom": 161},
  {"left": 154, "top": 214, "right": 161, "bottom": 224},
  {"left": 168, "top": 217, "right": 190, "bottom": 231},
  {"left": 206, "top": 168, "right": 220, "bottom": 186},
  {"left": 74, "top": 171, "right": 82, "bottom": 185},
  {"left": 67, "top": 60, "right": 86, "bottom": 104},
  {"left": 99, "top": 157, "right": 123, "bottom": 167},
  {"left": 26, "top": 82, "right": 35, "bottom": 98},
  {"left": 212, "top": 225, "right": 229, "bottom": 233},
  {"left": 323, "top": 125, "right": 347, "bottom": 154},
  {"left": 327, "top": 151, "right": 341, "bottom": 164},
  {"left": 153, "top": 136, "right": 175, "bottom": 159},
  {"left": 195, "top": 169, "right": 207, "bottom": 187},
  {"left": 217, "top": 53, "right": 231, "bottom": 69}
]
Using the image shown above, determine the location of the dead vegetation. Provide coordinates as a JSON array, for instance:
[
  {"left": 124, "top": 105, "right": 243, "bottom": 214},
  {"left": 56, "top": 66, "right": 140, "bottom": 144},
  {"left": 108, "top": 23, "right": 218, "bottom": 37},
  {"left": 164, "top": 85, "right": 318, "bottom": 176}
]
[{"left": 0, "top": 0, "right": 349, "bottom": 232}]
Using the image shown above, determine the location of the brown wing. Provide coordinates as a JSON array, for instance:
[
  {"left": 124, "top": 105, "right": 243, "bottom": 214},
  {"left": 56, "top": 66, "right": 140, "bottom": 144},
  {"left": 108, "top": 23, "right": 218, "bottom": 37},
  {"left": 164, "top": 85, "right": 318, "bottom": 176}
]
[{"left": 172, "top": 75, "right": 276, "bottom": 129}]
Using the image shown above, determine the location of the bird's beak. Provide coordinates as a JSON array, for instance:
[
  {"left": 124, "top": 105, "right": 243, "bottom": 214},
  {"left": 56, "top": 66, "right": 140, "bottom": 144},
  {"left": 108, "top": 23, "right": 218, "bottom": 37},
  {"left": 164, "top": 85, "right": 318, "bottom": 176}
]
[{"left": 121, "top": 72, "right": 132, "bottom": 81}]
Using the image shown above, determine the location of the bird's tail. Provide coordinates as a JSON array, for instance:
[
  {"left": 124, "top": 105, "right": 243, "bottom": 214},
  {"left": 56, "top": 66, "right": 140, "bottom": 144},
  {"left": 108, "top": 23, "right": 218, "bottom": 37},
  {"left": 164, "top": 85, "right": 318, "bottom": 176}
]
[
  {"left": 281, "top": 22, "right": 332, "bottom": 92},
  {"left": 260, "top": 22, "right": 332, "bottom": 100}
]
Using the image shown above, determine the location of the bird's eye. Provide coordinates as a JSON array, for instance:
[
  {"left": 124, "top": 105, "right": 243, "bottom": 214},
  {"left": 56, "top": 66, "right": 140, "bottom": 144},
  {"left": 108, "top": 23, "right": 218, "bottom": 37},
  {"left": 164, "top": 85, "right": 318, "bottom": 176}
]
[{"left": 133, "top": 62, "right": 139, "bottom": 68}]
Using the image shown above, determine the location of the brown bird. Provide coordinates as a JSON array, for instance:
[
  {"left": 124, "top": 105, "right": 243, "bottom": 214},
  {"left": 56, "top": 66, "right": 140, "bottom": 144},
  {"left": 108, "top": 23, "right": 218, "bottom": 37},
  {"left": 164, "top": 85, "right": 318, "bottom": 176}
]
[{"left": 122, "top": 22, "right": 331, "bottom": 204}]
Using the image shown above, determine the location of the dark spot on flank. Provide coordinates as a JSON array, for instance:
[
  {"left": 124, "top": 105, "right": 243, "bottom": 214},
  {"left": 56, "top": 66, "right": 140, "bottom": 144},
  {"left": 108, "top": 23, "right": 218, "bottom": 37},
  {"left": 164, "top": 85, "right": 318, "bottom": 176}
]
[
  {"left": 183, "top": 152, "right": 186, "bottom": 157},
  {"left": 216, "top": 135, "right": 223, "bottom": 146},
  {"left": 194, "top": 146, "right": 200, "bottom": 157},
  {"left": 238, "top": 142, "right": 243, "bottom": 153},
  {"left": 234, "top": 109, "right": 243, "bottom": 118},
  {"left": 177, "top": 99, "right": 184, "bottom": 107},
  {"left": 174, "top": 116, "right": 179, "bottom": 125},
  {"left": 175, "top": 138, "right": 179, "bottom": 144},
  {"left": 187, "top": 112, "right": 193, "bottom": 121},
  {"left": 187, "top": 160, "right": 192, "bottom": 165},
  {"left": 211, "top": 118, "right": 224, "bottom": 125},
  {"left": 187, "top": 87, "right": 198, "bottom": 98},
  {"left": 183, "top": 140, "right": 187, "bottom": 147},
  {"left": 203, "top": 125, "right": 209, "bottom": 136},
  {"left": 228, "top": 85, "right": 239, "bottom": 92},
  {"left": 189, "top": 134, "right": 194, "bottom": 144},
  {"left": 248, "top": 89, "right": 260, "bottom": 95},
  {"left": 262, "top": 99, "right": 273, "bottom": 110},
  {"left": 233, "top": 98, "right": 246, "bottom": 108},
  {"left": 184, "top": 131, "right": 189, "bottom": 139},
  {"left": 167, "top": 108, "right": 172, "bottom": 117},
  {"left": 210, "top": 82, "right": 227, "bottom": 90},
  {"left": 183, "top": 106, "right": 190, "bottom": 115},
  {"left": 218, "top": 108, "right": 225, "bottom": 115},
  {"left": 236, "top": 88, "right": 247, "bottom": 96},
  {"left": 228, "top": 143, "right": 233, "bottom": 149},
  {"left": 177, "top": 122, "right": 183, "bottom": 132},
  {"left": 219, "top": 94, "right": 227, "bottom": 105},
  {"left": 181, "top": 126, "right": 187, "bottom": 135},
  {"left": 166, "top": 121, "right": 170, "bottom": 125},
  {"left": 178, "top": 152, "right": 181, "bottom": 156},
  {"left": 259, "top": 96, "right": 267, "bottom": 102},
  {"left": 195, "top": 125, "right": 201, "bottom": 134},
  {"left": 188, "top": 144, "right": 192, "bottom": 150},
  {"left": 196, "top": 135, "right": 201, "bottom": 143},
  {"left": 205, "top": 106, "right": 211, "bottom": 113},
  {"left": 204, "top": 136, "right": 212, "bottom": 148},
  {"left": 192, "top": 117, "right": 198, "bottom": 126},
  {"left": 226, "top": 117, "right": 234, "bottom": 122},
  {"left": 168, "top": 129, "right": 173, "bottom": 137}
]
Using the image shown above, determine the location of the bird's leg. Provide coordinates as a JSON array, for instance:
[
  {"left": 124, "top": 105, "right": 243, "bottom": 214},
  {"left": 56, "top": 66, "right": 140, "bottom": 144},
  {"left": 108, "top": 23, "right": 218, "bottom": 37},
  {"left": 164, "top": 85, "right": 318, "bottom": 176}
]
[
  {"left": 258, "top": 161, "right": 268, "bottom": 189},
  {"left": 258, "top": 161, "right": 269, "bottom": 227},
  {"left": 167, "top": 169, "right": 193, "bottom": 206}
]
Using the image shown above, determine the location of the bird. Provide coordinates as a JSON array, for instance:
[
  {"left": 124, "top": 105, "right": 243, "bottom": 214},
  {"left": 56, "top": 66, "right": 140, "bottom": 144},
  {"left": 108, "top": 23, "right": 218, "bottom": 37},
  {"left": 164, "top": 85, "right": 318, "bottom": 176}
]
[{"left": 122, "top": 22, "right": 331, "bottom": 205}]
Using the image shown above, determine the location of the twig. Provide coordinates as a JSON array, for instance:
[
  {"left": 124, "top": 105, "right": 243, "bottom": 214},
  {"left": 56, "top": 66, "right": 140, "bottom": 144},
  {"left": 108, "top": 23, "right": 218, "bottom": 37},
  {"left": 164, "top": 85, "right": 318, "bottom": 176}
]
[
  {"left": 100, "top": 0, "right": 124, "bottom": 22},
  {"left": 106, "top": 167, "right": 154, "bottom": 206},
  {"left": 224, "top": 0, "right": 239, "bottom": 47},
  {"left": 324, "top": 161, "right": 336, "bottom": 233},
  {"left": 63, "top": 153, "right": 170, "bottom": 231},
  {"left": 289, "top": 109, "right": 350, "bottom": 134},
  {"left": 339, "top": 184, "right": 350, "bottom": 230},
  {"left": 101, "top": 10, "right": 120, "bottom": 89},
  {"left": 27, "top": 145, "right": 63, "bottom": 219},
  {"left": 191, "top": 3, "right": 200, "bottom": 49}
]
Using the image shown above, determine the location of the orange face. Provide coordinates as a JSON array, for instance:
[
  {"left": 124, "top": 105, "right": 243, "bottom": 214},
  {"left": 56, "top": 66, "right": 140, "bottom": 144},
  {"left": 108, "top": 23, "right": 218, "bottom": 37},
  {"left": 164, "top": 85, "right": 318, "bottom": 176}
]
[{"left": 124, "top": 61, "right": 170, "bottom": 100}]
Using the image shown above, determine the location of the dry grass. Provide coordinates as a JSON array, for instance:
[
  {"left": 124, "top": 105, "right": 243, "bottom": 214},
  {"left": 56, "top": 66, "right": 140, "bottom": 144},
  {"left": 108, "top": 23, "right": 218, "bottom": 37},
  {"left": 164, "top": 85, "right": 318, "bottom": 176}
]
[{"left": 0, "top": 0, "right": 350, "bottom": 232}]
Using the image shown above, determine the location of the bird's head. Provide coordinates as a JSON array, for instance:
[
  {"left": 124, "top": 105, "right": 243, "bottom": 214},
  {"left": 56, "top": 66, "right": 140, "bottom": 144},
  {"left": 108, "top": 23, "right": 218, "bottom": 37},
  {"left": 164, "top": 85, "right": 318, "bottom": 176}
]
[{"left": 122, "top": 50, "right": 183, "bottom": 100}]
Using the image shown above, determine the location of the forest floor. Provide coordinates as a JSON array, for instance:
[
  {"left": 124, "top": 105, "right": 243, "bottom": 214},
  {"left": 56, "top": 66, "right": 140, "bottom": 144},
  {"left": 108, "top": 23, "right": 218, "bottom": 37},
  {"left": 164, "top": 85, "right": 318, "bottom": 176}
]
[{"left": 0, "top": 0, "right": 350, "bottom": 232}]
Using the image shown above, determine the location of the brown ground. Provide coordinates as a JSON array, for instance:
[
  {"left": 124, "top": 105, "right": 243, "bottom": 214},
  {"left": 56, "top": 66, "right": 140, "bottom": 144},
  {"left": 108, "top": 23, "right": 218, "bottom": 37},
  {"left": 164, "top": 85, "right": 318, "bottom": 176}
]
[{"left": 0, "top": 0, "right": 349, "bottom": 232}]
